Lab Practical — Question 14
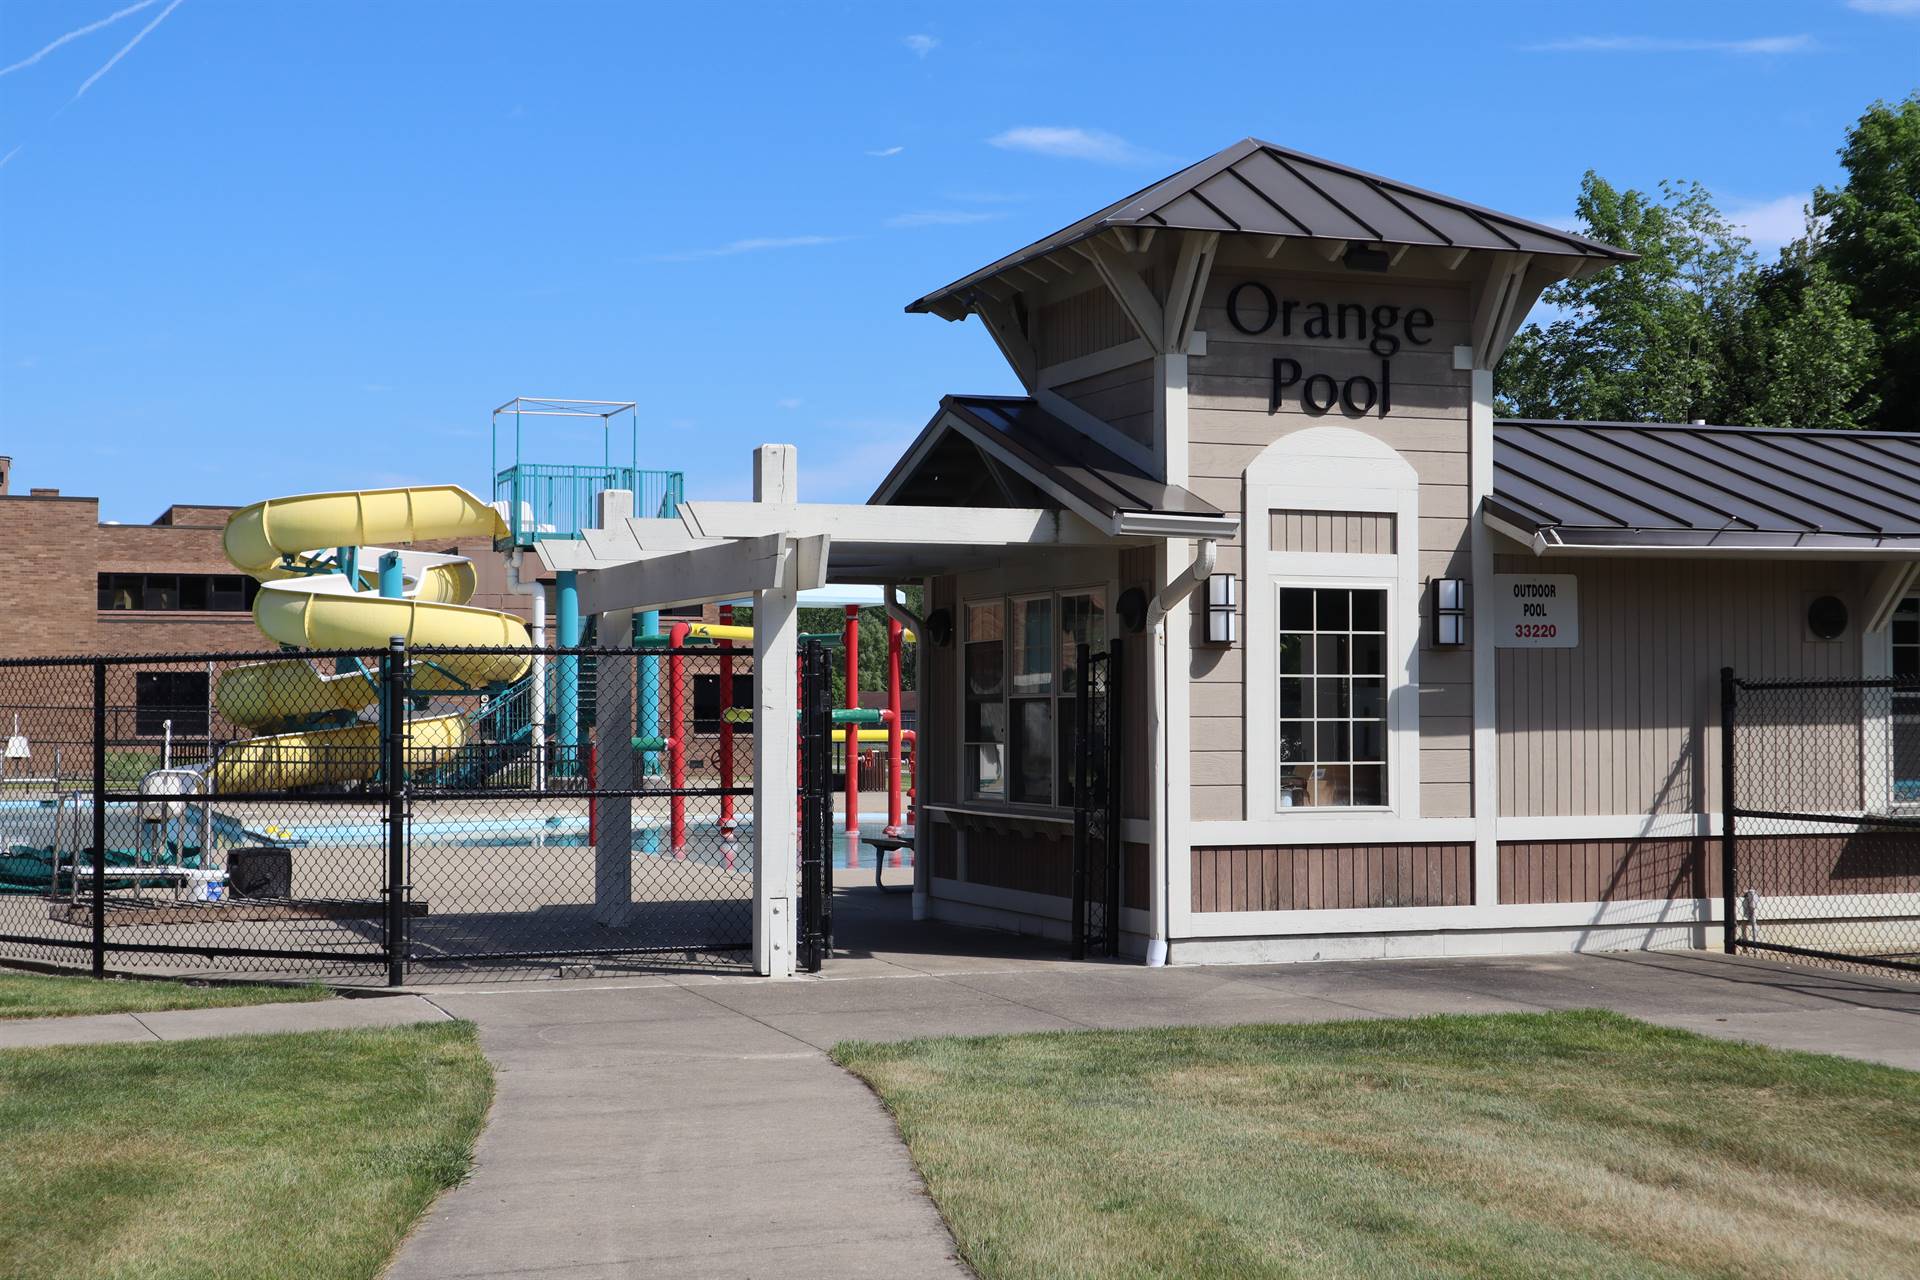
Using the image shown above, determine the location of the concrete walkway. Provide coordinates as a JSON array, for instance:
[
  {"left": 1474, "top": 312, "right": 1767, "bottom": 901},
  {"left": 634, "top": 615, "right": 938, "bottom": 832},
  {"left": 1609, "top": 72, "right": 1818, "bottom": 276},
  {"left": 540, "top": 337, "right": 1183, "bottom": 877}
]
[
  {"left": 0, "top": 992, "right": 449, "bottom": 1050},
  {"left": 381, "top": 885, "right": 1920, "bottom": 1280}
]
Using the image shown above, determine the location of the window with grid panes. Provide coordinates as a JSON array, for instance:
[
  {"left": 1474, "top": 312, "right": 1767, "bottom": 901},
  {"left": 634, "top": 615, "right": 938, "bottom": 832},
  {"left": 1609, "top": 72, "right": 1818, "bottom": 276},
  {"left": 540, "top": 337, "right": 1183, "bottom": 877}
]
[{"left": 1276, "top": 585, "right": 1388, "bottom": 808}]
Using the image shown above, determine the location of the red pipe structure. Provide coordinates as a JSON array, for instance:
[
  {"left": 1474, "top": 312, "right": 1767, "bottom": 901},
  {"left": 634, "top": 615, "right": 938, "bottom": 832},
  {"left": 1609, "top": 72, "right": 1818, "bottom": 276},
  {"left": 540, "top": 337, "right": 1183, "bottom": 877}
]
[
  {"left": 668, "top": 620, "right": 690, "bottom": 855},
  {"left": 885, "top": 614, "right": 903, "bottom": 838},
  {"left": 717, "top": 604, "right": 736, "bottom": 833},
  {"left": 843, "top": 604, "right": 859, "bottom": 842}
]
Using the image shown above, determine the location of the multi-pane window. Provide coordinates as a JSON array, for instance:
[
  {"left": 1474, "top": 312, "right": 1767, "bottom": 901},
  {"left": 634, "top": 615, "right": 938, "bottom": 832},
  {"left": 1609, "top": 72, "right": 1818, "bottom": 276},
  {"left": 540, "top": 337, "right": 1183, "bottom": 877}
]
[
  {"left": 965, "top": 589, "right": 1106, "bottom": 806},
  {"left": 1277, "top": 586, "right": 1388, "bottom": 808},
  {"left": 965, "top": 601, "right": 1006, "bottom": 798},
  {"left": 98, "top": 573, "right": 258, "bottom": 612},
  {"left": 1894, "top": 597, "right": 1918, "bottom": 804}
]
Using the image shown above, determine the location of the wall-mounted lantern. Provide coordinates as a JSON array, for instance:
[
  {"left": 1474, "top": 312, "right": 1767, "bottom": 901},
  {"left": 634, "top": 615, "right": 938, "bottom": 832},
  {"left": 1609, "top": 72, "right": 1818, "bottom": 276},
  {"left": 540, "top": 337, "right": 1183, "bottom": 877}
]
[
  {"left": 1431, "top": 577, "right": 1467, "bottom": 646},
  {"left": 1204, "top": 573, "right": 1237, "bottom": 646}
]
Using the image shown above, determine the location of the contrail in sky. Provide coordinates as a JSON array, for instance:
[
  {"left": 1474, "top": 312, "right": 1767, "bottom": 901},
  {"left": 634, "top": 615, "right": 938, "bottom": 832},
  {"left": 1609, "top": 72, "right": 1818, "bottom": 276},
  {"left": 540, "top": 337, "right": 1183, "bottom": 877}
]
[
  {"left": 0, "top": 0, "right": 161, "bottom": 78},
  {"left": 71, "top": 0, "right": 185, "bottom": 103}
]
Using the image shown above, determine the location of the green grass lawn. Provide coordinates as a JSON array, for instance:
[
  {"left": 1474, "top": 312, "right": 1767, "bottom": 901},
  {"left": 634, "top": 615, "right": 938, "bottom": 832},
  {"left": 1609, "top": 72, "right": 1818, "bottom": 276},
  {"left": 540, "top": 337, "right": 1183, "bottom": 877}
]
[
  {"left": 0, "top": 969, "right": 330, "bottom": 1020},
  {"left": 0, "top": 1021, "right": 491, "bottom": 1280},
  {"left": 836, "top": 1010, "right": 1920, "bottom": 1280}
]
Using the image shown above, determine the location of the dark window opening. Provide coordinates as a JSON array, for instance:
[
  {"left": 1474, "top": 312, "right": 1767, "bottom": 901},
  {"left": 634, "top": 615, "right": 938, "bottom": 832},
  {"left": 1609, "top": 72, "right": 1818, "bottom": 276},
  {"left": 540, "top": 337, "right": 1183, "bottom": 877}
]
[
  {"left": 99, "top": 573, "right": 260, "bottom": 612},
  {"left": 135, "top": 671, "right": 210, "bottom": 736},
  {"left": 692, "top": 672, "right": 755, "bottom": 732}
]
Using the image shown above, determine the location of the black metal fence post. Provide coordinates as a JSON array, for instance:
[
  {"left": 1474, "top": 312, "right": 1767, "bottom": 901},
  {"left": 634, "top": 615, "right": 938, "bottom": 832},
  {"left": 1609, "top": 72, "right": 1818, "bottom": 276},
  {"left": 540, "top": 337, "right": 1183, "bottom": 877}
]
[
  {"left": 1719, "top": 666, "right": 1737, "bottom": 956},
  {"left": 384, "top": 636, "right": 409, "bottom": 987},
  {"left": 1071, "top": 643, "right": 1092, "bottom": 961},
  {"left": 1105, "top": 642, "right": 1123, "bottom": 959},
  {"left": 90, "top": 659, "right": 107, "bottom": 979}
]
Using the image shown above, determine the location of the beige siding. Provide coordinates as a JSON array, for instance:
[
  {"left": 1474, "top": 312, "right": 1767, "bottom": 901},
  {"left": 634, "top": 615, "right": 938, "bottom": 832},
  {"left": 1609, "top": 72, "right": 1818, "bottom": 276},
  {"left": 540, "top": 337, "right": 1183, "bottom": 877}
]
[
  {"left": 1187, "top": 270, "right": 1474, "bottom": 821},
  {"left": 1192, "top": 844, "right": 1472, "bottom": 911},
  {"left": 1057, "top": 360, "right": 1154, "bottom": 449},
  {"left": 1034, "top": 287, "right": 1135, "bottom": 367},
  {"left": 1271, "top": 510, "right": 1397, "bottom": 555},
  {"left": 1495, "top": 556, "right": 1869, "bottom": 817}
]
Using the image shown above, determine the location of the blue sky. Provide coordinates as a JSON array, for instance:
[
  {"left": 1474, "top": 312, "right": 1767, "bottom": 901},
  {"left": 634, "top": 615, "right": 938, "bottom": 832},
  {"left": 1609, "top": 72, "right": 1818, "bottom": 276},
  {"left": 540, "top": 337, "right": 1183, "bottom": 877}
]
[{"left": 2, "top": 0, "right": 1916, "bottom": 522}]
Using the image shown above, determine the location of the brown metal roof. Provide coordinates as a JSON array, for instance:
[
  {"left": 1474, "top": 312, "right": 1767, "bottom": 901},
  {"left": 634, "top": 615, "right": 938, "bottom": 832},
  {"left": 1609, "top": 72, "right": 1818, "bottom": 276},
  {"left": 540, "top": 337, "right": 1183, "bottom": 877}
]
[
  {"left": 873, "top": 395, "right": 1225, "bottom": 528},
  {"left": 908, "top": 138, "right": 1635, "bottom": 318},
  {"left": 1492, "top": 420, "right": 1920, "bottom": 552}
]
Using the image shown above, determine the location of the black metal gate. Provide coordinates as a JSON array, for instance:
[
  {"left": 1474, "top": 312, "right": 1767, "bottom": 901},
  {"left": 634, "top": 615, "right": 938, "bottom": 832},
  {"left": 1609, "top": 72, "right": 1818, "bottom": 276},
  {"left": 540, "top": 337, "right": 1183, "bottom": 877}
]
[
  {"left": 402, "top": 645, "right": 756, "bottom": 975},
  {"left": 1721, "top": 668, "right": 1920, "bottom": 978},
  {"left": 1072, "top": 643, "right": 1121, "bottom": 960},
  {"left": 796, "top": 640, "right": 833, "bottom": 972}
]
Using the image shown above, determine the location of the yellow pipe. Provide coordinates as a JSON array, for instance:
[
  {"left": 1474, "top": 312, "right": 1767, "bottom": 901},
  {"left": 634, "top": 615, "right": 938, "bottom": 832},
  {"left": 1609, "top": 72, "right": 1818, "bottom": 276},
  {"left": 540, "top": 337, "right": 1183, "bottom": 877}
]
[{"left": 831, "top": 728, "right": 913, "bottom": 743}]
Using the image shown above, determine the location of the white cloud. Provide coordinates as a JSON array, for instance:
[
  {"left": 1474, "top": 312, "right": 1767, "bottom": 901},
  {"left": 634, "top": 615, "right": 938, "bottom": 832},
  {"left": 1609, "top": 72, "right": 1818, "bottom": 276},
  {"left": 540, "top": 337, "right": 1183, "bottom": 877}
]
[
  {"left": 987, "top": 125, "right": 1160, "bottom": 166},
  {"left": 777, "top": 397, "right": 803, "bottom": 411},
  {"left": 903, "top": 34, "right": 938, "bottom": 58},
  {"left": 650, "top": 234, "right": 851, "bottom": 263},
  {"left": 0, "top": 0, "right": 160, "bottom": 78},
  {"left": 1522, "top": 34, "right": 1815, "bottom": 54},
  {"left": 1728, "top": 193, "right": 1814, "bottom": 253},
  {"left": 866, "top": 145, "right": 905, "bottom": 157},
  {"left": 70, "top": 0, "right": 185, "bottom": 103},
  {"left": 1848, "top": 0, "right": 1920, "bottom": 13},
  {"left": 885, "top": 209, "right": 1003, "bottom": 228}
]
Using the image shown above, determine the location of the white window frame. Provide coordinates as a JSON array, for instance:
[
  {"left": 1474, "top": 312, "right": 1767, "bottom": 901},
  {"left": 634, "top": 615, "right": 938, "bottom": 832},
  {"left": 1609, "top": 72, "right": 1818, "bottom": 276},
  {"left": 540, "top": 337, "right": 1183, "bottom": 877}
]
[
  {"left": 1876, "top": 593, "right": 1920, "bottom": 813},
  {"left": 1244, "top": 427, "right": 1422, "bottom": 824},
  {"left": 1271, "top": 577, "right": 1396, "bottom": 812}
]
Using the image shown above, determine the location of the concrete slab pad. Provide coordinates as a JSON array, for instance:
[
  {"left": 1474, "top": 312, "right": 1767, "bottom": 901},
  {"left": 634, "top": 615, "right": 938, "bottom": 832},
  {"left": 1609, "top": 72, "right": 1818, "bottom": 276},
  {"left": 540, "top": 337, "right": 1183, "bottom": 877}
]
[{"left": 0, "top": 1011, "right": 158, "bottom": 1049}]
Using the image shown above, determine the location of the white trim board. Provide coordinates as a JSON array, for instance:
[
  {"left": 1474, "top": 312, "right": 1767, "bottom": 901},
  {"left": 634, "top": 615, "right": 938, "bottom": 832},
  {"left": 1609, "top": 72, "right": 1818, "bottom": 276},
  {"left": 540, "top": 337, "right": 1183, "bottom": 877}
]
[{"left": 1243, "top": 427, "right": 1423, "bottom": 824}]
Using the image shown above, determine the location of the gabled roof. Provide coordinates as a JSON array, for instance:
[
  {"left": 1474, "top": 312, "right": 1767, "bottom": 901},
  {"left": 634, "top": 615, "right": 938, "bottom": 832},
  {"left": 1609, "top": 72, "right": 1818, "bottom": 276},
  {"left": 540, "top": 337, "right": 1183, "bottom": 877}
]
[
  {"left": 872, "top": 395, "right": 1230, "bottom": 537},
  {"left": 908, "top": 137, "right": 1634, "bottom": 319},
  {"left": 1491, "top": 420, "right": 1920, "bottom": 553}
]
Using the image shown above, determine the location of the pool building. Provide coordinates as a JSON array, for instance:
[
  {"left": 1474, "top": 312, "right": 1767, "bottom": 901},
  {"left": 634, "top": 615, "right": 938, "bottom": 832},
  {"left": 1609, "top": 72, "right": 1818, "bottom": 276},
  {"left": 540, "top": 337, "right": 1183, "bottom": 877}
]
[{"left": 555, "top": 137, "right": 1919, "bottom": 971}]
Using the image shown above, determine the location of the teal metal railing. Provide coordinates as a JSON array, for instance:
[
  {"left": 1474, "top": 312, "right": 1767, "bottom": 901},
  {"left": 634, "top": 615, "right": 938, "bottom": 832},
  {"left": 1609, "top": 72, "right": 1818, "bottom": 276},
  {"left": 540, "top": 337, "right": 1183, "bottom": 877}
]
[{"left": 494, "top": 464, "right": 684, "bottom": 547}]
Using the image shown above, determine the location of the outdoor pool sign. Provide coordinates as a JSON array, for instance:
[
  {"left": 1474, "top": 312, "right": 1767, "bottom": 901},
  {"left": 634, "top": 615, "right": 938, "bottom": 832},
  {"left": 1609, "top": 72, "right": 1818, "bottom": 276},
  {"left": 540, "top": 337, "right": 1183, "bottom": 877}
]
[{"left": 1493, "top": 574, "right": 1578, "bottom": 648}]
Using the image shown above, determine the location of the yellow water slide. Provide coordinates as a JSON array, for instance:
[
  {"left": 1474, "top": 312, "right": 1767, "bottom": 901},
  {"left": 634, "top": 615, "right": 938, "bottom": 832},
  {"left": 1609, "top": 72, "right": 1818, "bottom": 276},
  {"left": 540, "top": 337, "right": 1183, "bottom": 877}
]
[{"left": 212, "top": 485, "right": 533, "bottom": 791}]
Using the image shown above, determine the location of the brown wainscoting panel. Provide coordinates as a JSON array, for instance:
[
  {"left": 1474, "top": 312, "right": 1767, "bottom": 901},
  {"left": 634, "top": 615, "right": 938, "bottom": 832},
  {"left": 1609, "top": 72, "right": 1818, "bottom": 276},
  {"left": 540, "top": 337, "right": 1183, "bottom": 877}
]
[
  {"left": 1190, "top": 844, "right": 1473, "bottom": 912},
  {"left": 1498, "top": 838, "right": 1708, "bottom": 904},
  {"left": 930, "top": 823, "right": 959, "bottom": 880},
  {"left": 1738, "top": 831, "right": 1920, "bottom": 898},
  {"left": 960, "top": 826, "right": 1074, "bottom": 898}
]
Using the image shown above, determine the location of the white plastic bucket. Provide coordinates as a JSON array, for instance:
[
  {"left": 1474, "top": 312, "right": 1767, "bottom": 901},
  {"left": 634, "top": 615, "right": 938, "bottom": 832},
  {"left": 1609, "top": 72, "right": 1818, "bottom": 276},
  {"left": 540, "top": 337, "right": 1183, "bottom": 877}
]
[{"left": 182, "top": 868, "right": 228, "bottom": 903}]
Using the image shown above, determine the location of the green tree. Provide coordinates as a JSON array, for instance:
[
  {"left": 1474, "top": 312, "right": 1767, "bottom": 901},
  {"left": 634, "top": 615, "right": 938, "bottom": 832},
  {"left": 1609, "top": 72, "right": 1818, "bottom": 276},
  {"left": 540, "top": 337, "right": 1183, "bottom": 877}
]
[
  {"left": 1719, "top": 229, "right": 1878, "bottom": 430},
  {"left": 1498, "top": 174, "right": 1753, "bottom": 422},
  {"left": 1813, "top": 93, "right": 1920, "bottom": 431}
]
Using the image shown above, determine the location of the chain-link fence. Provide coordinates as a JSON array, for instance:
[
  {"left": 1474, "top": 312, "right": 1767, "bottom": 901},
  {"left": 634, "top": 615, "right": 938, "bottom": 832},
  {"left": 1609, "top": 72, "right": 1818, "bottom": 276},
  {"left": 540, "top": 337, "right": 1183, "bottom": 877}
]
[
  {"left": 0, "top": 644, "right": 757, "bottom": 984},
  {"left": 1722, "top": 669, "right": 1920, "bottom": 979}
]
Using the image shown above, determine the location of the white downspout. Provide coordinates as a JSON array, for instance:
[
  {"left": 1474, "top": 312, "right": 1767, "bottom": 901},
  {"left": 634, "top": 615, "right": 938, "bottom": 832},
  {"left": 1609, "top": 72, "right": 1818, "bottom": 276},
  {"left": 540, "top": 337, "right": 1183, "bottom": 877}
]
[
  {"left": 883, "top": 582, "right": 930, "bottom": 921},
  {"left": 1145, "top": 537, "right": 1216, "bottom": 967},
  {"left": 506, "top": 550, "right": 548, "bottom": 791},
  {"left": 1145, "top": 539, "right": 1217, "bottom": 632}
]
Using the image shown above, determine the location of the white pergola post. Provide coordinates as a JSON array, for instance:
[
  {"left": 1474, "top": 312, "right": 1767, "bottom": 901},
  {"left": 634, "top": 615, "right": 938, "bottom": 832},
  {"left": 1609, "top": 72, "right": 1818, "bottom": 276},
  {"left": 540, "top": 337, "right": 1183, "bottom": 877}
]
[
  {"left": 752, "top": 446, "right": 800, "bottom": 977},
  {"left": 592, "top": 490, "right": 636, "bottom": 926}
]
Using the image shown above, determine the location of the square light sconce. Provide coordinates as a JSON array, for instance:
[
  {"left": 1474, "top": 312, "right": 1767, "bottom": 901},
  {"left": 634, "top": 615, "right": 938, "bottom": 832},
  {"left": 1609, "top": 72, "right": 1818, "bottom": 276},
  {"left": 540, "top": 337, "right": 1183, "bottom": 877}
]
[
  {"left": 1204, "top": 573, "right": 1237, "bottom": 646},
  {"left": 1431, "top": 577, "right": 1467, "bottom": 646}
]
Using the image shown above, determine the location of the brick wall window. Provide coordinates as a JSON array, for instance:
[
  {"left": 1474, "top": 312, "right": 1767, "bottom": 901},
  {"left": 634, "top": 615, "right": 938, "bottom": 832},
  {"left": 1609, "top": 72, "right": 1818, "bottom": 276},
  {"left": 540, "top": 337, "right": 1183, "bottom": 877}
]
[
  {"left": 134, "top": 671, "right": 210, "bottom": 736},
  {"left": 98, "top": 573, "right": 260, "bottom": 612}
]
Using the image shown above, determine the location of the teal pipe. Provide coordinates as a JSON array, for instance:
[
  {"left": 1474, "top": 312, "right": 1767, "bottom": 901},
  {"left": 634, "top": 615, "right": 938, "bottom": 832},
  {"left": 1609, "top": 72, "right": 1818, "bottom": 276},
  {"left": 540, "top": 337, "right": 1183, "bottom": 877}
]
[
  {"left": 378, "top": 550, "right": 403, "bottom": 598},
  {"left": 556, "top": 570, "right": 581, "bottom": 777}
]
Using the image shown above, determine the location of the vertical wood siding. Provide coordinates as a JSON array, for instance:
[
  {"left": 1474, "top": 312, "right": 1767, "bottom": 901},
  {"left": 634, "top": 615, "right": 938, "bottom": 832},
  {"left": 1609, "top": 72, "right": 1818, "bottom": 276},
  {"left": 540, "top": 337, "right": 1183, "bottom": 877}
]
[
  {"left": 1495, "top": 555, "right": 1868, "bottom": 818},
  {"left": 1498, "top": 839, "right": 1713, "bottom": 903},
  {"left": 1191, "top": 843, "right": 1473, "bottom": 911},
  {"left": 956, "top": 826, "right": 1074, "bottom": 898},
  {"left": 1035, "top": 287, "right": 1136, "bottom": 367},
  {"left": 1186, "top": 269, "right": 1474, "bottom": 822},
  {"left": 1270, "top": 510, "right": 1397, "bottom": 555}
]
